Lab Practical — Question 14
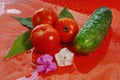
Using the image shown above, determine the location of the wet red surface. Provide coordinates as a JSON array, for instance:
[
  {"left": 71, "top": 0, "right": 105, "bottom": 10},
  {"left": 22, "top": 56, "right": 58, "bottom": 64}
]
[
  {"left": 0, "top": 0, "right": 120, "bottom": 80},
  {"left": 43, "top": 0, "right": 120, "bottom": 14}
]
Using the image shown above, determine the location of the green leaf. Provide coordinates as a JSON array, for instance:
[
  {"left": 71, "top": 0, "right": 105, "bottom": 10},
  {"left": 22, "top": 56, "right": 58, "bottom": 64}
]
[
  {"left": 59, "top": 6, "right": 74, "bottom": 19},
  {"left": 12, "top": 16, "right": 34, "bottom": 29},
  {"left": 4, "top": 30, "right": 33, "bottom": 60}
]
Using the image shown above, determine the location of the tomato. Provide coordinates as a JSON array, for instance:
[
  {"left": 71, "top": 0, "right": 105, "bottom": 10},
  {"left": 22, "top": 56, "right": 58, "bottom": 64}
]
[
  {"left": 32, "top": 8, "right": 58, "bottom": 27},
  {"left": 30, "top": 24, "right": 60, "bottom": 53},
  {"left": 55, "top": 18, "right": 79, "bottom": 43}
]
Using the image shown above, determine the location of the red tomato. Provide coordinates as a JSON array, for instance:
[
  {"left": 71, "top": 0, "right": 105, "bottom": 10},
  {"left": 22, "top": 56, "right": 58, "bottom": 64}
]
[
  {"left": 55, "top": 18, "right": 79, "bottom": 43},
  {"left": 32, "top": 8, "right": 58, "bottom": 27},
  {"left": 30, "top": 24, "right": 60, "bottom": 53}
]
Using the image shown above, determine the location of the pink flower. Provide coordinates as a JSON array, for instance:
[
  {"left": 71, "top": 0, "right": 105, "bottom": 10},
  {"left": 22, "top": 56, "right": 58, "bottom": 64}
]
[{"left": 36, "top": 54, "right": 57, "bottom": 74}]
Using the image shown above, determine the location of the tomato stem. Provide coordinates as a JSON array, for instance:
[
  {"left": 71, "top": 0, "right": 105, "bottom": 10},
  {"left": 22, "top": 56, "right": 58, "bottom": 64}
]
[
  {"left": 37, "top": 16, "right": 41, "bottom": 21},
  {"left": 38, "top": 30, "right": 44, "bottom": 36},
  {"left": 64, "top": 26, "right": 69, "bottom": 32}
]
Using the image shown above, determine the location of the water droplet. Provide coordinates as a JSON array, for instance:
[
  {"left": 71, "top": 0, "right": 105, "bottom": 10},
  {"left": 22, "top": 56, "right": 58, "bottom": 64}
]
[
  {"left": 26, "top": 50, "right": 32, "bottom": 54},
  {"left": 17, "top": 68, "right": 22, "bottom": 72},
  {"left": 21, "top": 63, "right": 27, "bottom": 66},
  {"left": 26, "top": 74, "right": 32, "bottom": 78},
  {"left": 32, "top": 65, "right": 36, "bottom": 69},
  {"left": 102, "top": 75, "right": 105, "bottom": 78},
  {"left": 16, "top": 57, "right": 22, "bottom": 61},
  {"left": 117, "top": 75, "right": 120, "bottom": 79}
]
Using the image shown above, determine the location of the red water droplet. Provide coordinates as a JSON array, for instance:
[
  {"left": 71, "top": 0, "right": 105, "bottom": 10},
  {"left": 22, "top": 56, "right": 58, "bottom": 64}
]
[
  {"left": 26, "top": 74, "right": 32, "bottom": 78},
  {"left": 117, "top": 75, "right": 120, "bottom": 79},
  {"left": 17, "top": 68, "right": 22, "bottom": 72},
  {"left": 21, "top": 63, "right": 27, "bottom": 66},
  {"left": 26, "top": 50, "right": 32, "bottom": 54},
  {"left": 32, "top": 65, "right": 37, "bottom": 69},
  {"left": 32, "top": 49, "right": 43, "bottom": 64},
  {"left": 16, "top": 57, "right": 22, "bottom": 61},
  {"left": 82, "top": 78, "right": 85, "bottom": 80}
]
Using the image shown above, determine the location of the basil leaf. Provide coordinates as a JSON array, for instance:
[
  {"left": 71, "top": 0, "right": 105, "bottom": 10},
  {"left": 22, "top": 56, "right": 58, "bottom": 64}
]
[
  {"left": 4, "top": 30, "right": 33, "bottom": 60},
  {"left": 59, "top": 6, "right": 74, "bottom": 19},
  {"left": 12, "top": 16, "right": 34, "bottom": 29}
]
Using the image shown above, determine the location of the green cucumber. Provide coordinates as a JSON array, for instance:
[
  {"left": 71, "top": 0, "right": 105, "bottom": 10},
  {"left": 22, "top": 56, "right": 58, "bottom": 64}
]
[{"left": 74, "top": 7, "right": 112, "bottom": 54}]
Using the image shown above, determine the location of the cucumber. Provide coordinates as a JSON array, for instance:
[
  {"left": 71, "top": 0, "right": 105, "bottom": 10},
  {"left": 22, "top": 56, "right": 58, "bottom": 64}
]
[{"left": 73, "top": 7, "right": 112, "bottom": 54}]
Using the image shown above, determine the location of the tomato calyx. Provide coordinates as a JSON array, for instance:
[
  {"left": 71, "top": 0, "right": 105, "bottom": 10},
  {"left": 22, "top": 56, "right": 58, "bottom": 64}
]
[
  {"left": 38, "top": 30, "right": 44, "bottom": 36},
  {"left": 37, "top": 16, "right": 41, "bottom": 22},
  {"left": 63, "top": 26, "right": 69, "bottom": 32}
]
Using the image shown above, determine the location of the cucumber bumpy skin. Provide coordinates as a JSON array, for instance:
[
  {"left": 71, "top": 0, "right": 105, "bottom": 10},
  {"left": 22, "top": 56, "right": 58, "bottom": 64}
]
[{"left": 73, "top": 7, "right": 112, "bottom": 54}]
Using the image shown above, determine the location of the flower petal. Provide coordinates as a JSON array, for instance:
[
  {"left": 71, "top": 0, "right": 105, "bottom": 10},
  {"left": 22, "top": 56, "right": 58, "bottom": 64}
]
[
  {"left": 37, "top": 56, "right": 44, "bottom": 64},
  {"left": 49, "top": 62, "right": 57, "bottom": 69},
  {"left": 45, "top": 62, "right": 57, "bottom": 74},
  {"left": 64, "top": 59, "right": 73, "bottom": 66},
  {"left": 64, "top": 49, "right": 74, "bottom": 60},
  {"left": 45, "top": 68, "right": 53, "bottom": 74},
  {"left": 37, "top": 54, "right": 53, "bottom": 64},
  {"left": 36, "top": 65, "right": 45, "bottom": 72},
  {"left": 55, "top": 53, "right": 65, "bottom": 66},
  {"left": 42, "top": 54, "right": 53, "bottom": 62}
]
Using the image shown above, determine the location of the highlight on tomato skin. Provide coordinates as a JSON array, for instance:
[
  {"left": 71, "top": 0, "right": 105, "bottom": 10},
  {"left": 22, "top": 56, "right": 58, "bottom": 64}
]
[
  {"left": 55, "top": 17, "right": 79, "bottom": 43},
  {"left": 32, "top": 7, "right": 58, "bottom": 27},
  {"left": 30, "top": 24, "right": 60, "bottom": 53}
]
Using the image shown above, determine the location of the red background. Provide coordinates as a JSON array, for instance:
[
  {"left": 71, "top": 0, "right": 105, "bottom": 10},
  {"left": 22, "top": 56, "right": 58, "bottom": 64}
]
[{"left": 43, "top": 0, "right": 120, "bottom": 14}]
